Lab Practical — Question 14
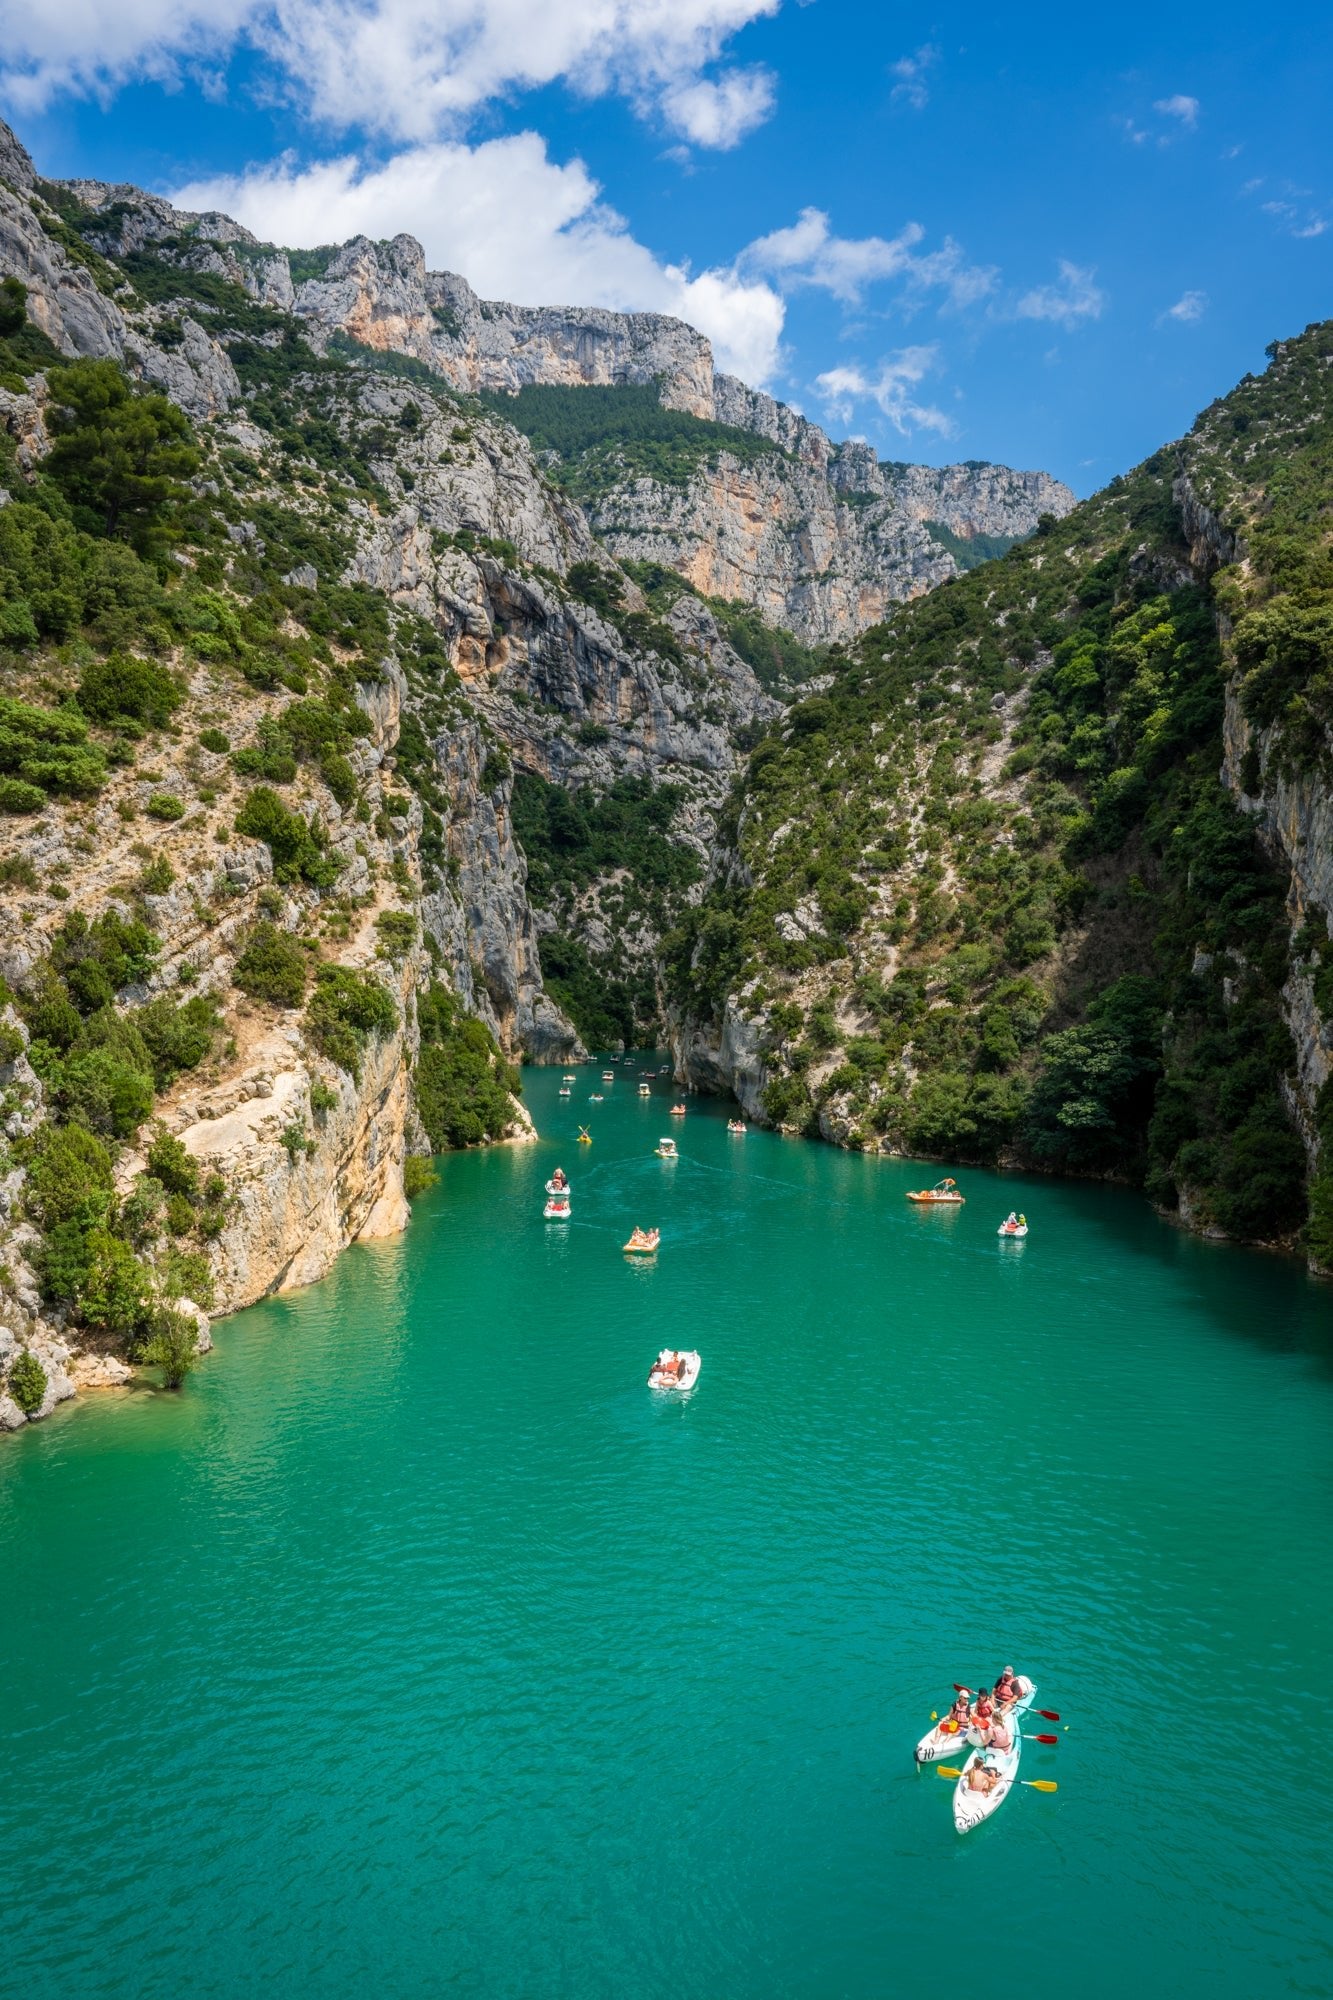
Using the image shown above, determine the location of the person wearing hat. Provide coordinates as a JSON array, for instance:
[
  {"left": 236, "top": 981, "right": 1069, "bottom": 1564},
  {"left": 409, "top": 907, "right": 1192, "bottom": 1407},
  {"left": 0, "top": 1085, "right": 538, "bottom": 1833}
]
[{"left": 993, "top": 1666, "right": 1019, "bottom": 1708}]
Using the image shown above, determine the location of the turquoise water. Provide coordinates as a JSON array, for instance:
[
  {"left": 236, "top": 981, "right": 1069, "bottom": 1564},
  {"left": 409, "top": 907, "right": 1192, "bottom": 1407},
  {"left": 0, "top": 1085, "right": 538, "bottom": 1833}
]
[{"left": 4, "top": 1063, "right": 1333, "bottom": 1998}]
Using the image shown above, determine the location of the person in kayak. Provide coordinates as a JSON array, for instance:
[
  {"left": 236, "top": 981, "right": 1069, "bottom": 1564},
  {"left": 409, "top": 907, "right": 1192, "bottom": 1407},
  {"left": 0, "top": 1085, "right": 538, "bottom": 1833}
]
[
  {"left": 964, "top": 1762, "right": 1000, "bottom": 1795},
  {"left": 992, "top": 1666, "right": 1020, "bottom": 1707},
  {"left": 985, "top": 1712, "right": 1014, "bottom": 1755},
  {"left": 970, "top": 1689, "right": 995, "bottom": 1730},
  {"left": 942, "top": 1692, "right": 971, "bottom": 1734}
]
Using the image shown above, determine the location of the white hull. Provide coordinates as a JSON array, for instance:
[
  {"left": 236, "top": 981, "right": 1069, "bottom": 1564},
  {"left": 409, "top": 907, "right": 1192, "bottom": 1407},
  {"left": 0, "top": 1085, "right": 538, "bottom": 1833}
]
[
  {"left": 543, "top": 1202, "right": 570, "bottom": 1220},
  {"left": 915, "top": 1717, "right": 969, "bottom": 1764},
  {"left": 649, "top": 1350, "right": 700, "bottom": 1391},
  {"left": 952, "top": 1683, "right": 1035, "bottom": 1833},
  {"left": 998, "top": 1225, "right": 1028, "bottom": 1238}
]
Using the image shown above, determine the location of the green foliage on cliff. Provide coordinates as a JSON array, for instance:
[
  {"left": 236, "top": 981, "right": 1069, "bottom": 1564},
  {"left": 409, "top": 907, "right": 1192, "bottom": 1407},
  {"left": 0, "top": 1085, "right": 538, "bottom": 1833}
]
[
  {"left": 479, "top": 382, "right": 780, "bottom": 499},
  {"left": 303, "top": 965, "right": 397, "bottom": 1082},
  {"left": 669, "top": 326, "right": 1333, "bottom": 1243},
  {"left": 414, "top": 982, "right": 520, "bottom": 1149},
  {"left": 512, "top": 771, "right": 700, "bottom": 909},
  {"left": 621, "top": 560, "right": 832, "bottom": 694},
  {"left": 923, "top": 520, "right": 1023, "bottom": 571}
]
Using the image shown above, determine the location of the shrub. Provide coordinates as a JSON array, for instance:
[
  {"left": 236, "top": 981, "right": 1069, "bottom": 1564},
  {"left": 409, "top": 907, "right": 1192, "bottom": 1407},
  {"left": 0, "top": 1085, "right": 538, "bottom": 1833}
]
[
  {"left": 79, "top": 1229, "right": 156, "bottom": 1349},
  {"left": 0, "top": 855, "right": 39, "bottom": 888},
  {"left": 141, "top": 1306, "right": 198, "bottom": 1388},
  {"left": 25, "top": 1121, "right": 114, "bottom": 1228},
  {"left": 199, "top": 728, "right": 230, "bottom": 754},
  {"left": 9, "top": 1349, "right": 46, "bottom": 1417},
  {"left": 0, "top": 777, "right": 47, "bottom": 814},
  {"left": 59, "top": 1045, "right": 155, "bottom": 1138},
  {"left": 280, "top": 1120, "right": 308, "bottom": 1162},
  {"left": 136, "top": 995, "right": 217, "bottom": 1086},
  {"left": 44, "top": 358, "right": 200, "bottom": 552},
  {"left": 146, "top": 792, "right": 185, "bottom": 821},
  {"left": 403, "top": 1155, "right": 438, "bottom": 1198},
  {"left": 0, "top": 1019, "right": 23, "bottom": 1065},
  {"left": 139, "top": 855, "right": 175, "bottom": 894},
  {"left": 146, "top": 1127, "right": 200, "bottom": 1200},
  {"left": 232, "top": 922, "right": 309, "bottom": 1007},
  {"left": 309, "top": 1078, "right": 338, "bottom": 1114},
  {"left": 0, "top": 694, "right": 106, "bottom": 797},
  {"left": 77, "top": 655, "right": 182, "bottom": 728},
  {"left": 374, "top": 909, "right": 417, "bottom": 959},
  {"left": 414, "top": 982, "right": 518, "bottom": 1148},
  {"left": 304, "top": 965, "right": 397, "bottom": 1081},
  {"left": 234, "top": 786, "right": 339, "bottom": 887}
]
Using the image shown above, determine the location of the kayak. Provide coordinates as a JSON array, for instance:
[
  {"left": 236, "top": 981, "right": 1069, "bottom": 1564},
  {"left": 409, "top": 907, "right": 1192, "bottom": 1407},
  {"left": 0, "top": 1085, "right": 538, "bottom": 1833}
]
[
  {"left": 952, "top": 1682, "right": 1036, "bottom": 1834},
  {"left": 915, "top": 1714, "right": 971, "bottom": 1763}
]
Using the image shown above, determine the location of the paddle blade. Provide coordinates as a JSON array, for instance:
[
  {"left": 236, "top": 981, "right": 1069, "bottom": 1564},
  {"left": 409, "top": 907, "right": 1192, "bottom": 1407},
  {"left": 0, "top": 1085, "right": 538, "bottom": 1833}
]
[
  {"left": 1027, "top": 1733, "right": 1059, "bottom": 1744},
  {"left": 930, "top": 1712, "right": 938, "bottom": 1722},
  {"left": 937, "top": 1767, "right": 964, "bottom": 1779},
  {"left": 952, "top": 1684, "right": 973, "bottom": 1695},
  {"left": 1035, "top": 1709, "right": 1061, "bottom": 1722},
  {"left": 1021, "top": 1780, "right": 1058, "bottom": 1793}
]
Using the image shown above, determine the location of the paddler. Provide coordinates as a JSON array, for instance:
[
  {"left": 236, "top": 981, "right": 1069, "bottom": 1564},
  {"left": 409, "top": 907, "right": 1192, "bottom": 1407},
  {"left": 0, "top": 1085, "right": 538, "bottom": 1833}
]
[
  {"left": 992, "top": 1666, "right": 1017, "bottom": 1706},
  {"left": 969, "top": 1689, "right": 996, "bottom": 1732},
  {"left": 985, "top": 1711, "right": 1014, "bottom": 1755},
  {"left": 942, "top": 1691, "right": 971, "bottom": 1735}
]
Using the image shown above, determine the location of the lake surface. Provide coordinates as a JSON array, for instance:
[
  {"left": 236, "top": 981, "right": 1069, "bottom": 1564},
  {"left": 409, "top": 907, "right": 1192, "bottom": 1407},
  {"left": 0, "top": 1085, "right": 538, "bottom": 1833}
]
[{"left": 5, "top": 1063, "right": 1333, "bottom": 1999}]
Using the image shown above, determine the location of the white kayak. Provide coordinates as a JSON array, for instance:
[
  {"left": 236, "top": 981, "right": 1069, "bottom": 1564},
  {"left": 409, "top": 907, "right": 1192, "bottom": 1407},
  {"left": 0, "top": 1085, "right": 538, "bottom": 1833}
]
[
  {"left": 915, "top": 1713, "right": 972, "bottom": 1764},
  {"left": 648, "top": 1349, "right": 700, "bottom": 1391},
  {"left": 952, "top": 1681, "right": 1035, "bottom": 1834}
]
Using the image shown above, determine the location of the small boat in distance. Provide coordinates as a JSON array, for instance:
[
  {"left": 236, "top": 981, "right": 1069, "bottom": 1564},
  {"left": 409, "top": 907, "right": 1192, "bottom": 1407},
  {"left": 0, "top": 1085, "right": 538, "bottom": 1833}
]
[
  {"left": 727, "top": 1119, "right": 746, "bottom": 1135},
  {"left": 906, "top": 1177, "right": 965, "bottom": 1204},
  {"left": 602, "top": 1071, "right": 615, "bottom": 1082},
  {"left": 577, "top": 1127, "right": 592, "bottom": 1145},
  {"left": 669, "top": 1102, "right": 686, "bottom": 1116},
  {"left": 648, "top": 1348, "right": 699, "bottom": 1391},
  {"left": 638, "top": 1082, "right": 651, "bottom": 1096},
  {"left": 998, "top": 1212, "right": 1028, "bottom": 1238},
  {"left": 589, "top": 1092, "right": 604, "bottom": 1101},
  {"left": 655, "top": 1138, "right": 678, "bottom": 1159},
  {"left": 558, "top": 1085, "right": 571, "bottom": 1097},
  {"left": 624, "top": 1226, "right": 660, "bottom": 1254}
]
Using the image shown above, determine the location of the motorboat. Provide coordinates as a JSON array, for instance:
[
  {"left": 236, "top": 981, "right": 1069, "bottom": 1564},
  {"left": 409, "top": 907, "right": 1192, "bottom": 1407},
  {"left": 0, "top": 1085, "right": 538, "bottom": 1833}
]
[
  {"left": 648, "top": 1348, "right": 700, "bottom": 1391},
  {"left": 952, "top": 1681, "right": 1036, "bottom": 1834},
  {"left": 655, "top": 1138, "right": 678, "bottom": 1159},
  {"left": 906, "top": 1177, "right": 964, "bottom": 1204},
  {"left": 727, "top": 1120, "right": 746, "bottom": 1134},
  {"left": 623, "top": 1226, "right": 660, "bottom": 1254},
  {"left": 998, "top": 1214, "right": 1028, "bottom": 1238}
]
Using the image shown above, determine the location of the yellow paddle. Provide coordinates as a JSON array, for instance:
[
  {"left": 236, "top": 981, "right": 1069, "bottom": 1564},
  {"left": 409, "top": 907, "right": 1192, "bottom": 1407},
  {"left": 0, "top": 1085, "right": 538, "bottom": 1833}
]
[{"left": 937, "top": 1767, "right": 1058, "bottom": 1793}]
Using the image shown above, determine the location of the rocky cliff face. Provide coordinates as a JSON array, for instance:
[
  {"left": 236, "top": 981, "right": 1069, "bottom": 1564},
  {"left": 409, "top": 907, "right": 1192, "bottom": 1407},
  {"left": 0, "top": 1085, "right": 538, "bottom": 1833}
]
[{"left": 0, "top": 117, "right": 783, "bottom": 1429}]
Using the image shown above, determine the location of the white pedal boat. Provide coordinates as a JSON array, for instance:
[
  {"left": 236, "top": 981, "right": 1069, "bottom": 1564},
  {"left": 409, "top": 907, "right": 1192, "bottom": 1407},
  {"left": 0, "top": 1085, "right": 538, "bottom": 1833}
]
[
  {"left": 648, "top": 1349, "right": 700, "bottom": 1391},
  {"left": 998, "top": 1219, "right": 1028, "bottom": 1238},
  {"left": 638, "top": 1083, "right": 651, "bottom": 1096},
  {"left": 543, "top": 1198, "right": 570, "bottom": 1219},
  {"left": 952, "top": 1681, "right": 1035, "bottom": 1834}
]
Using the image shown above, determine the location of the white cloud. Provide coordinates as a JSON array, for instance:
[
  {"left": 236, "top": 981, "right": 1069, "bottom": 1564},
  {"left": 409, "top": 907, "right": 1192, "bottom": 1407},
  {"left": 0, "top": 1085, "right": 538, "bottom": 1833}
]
[
  {"left": 171, "top": 134, "right": 787, "bottom": 382},
  {"left": 0, "top": 0, "right": 782, "bottom": 149},
  {"left": 1153, "top": 93, "right": 1200, "bottom": 129},
  {"left": 814, "top": 347, "right": 954, "bottom": 437},
  {"left": 661, "top": 65, "right": 774, "bottom": 149},
  {"left": 1159, "top": 289, "right": 1207, "bottom": 324},
  {"left": 889, "top": 42, "right": 938, "bottom": 110},
  {"left": 740, "top": 206, "right": 996, "bottom": 309},
  {"left": 1013, "top": 260, "right": 1106, "bottom": 330}
]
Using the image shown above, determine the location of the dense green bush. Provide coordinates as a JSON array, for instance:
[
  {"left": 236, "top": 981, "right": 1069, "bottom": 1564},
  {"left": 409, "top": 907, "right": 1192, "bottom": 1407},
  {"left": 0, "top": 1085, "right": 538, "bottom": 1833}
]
[
  {"left": 233, "top": 921, "right": 309, "bottom": 1006},
  {"left": 234, "top": 786, "right": 340, "bottom": 886},
  {"left": 8, "top": 1349, "right": 47, "bottom": 1417},
  {"left": 303, "top": 965, "right": 397, "bottom": 1080},
  {"left": 77, "top": 654, "right": 182, "bottom": 728},
  {"left": 0, "top": 777, "right": 46, "bottom": 814},
  {"left": 146, "top": 791, "right": 185, "bottom": 821},
  {"left": 44, "top": 358, "right": 199, "bottom": 552},
  {"left": 0, "top": 695, "right": 106, "bottom": 798},
  {"left": 413, "top": 982, "right": 519, "bottom": 1148},
  {"left": 141, "top": 1306, "right": 199, "bottom": 1388},
  {"left": 24, "top": 1120, "right": 114, "bottom": 1229}
]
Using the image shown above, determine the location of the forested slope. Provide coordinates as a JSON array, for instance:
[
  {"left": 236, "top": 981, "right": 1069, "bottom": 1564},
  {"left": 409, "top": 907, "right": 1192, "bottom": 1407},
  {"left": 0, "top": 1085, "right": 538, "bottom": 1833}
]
[{"left": 670, "top": 321, "right": 1333, "bottom": 1260}]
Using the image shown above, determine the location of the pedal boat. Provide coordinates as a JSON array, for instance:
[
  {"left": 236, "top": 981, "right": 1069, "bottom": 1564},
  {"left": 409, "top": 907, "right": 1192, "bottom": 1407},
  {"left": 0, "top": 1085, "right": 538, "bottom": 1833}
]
[
  {"left": 655, "top": 1138, "right": 678, "bottom": 1159},
  {"left": 906, "top": 1177, "right": 964, "bottom": 1204},
  {"left": 727, "top": 1119, "right": 747, "bottom": 1134},
  {"left": 638, "top": 1083, "right": 651, "bottom": 1096},
  {"left": 623, "top": 1227, "right": 660, "bottom": 1254},
  {"left": 648, "top": 1348, "right": 699, "bottom": 1390},
  {"left": 997, "top": 1218, "right": 1028, "bottom": 1238}
]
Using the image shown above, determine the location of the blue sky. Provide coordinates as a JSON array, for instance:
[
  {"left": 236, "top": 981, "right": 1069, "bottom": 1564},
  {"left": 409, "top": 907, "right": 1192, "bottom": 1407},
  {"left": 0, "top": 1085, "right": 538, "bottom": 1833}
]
[{"left": 3, "top": 0, "right": 1330, "bottom": 492}]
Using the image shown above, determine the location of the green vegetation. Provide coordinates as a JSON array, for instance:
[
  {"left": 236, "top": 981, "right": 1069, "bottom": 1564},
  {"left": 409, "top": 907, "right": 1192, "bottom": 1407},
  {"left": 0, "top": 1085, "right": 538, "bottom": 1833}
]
[
  {"left": 8, "top": 1349, "right": 47, "bottom": 1416},
  {"left": 413, "top": 982, "right": 520, "bottom": 1149},
  {"left": 620, "top": 559, "right": 831, "bottom": 694},
  {"left": 44, "top": 359, "right": 199, "bottom": 552},
  {"left": 232, "top": 922, "right": 310, "bottom": 1007},
  {"left": 923, "top": 520, "right": 1023, "bottom": 571},
  {"left": 480, "top": 382, "right": 781, "bottom": 501},
  {"left": 234, "top": 787, "right": 340, "bottom": 887},
  {"left": 303, "top": 965, "right": 397, "bottom": 1081},
  {"left": 511, "top": 772, "right": 700, "bottom": 908},
  {"left": 669, "top": 323, "right": 1333, "bottom": 1245},
  {"left": 402, "top": 1154, "right": 439, "bottom": 1198}
]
